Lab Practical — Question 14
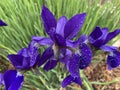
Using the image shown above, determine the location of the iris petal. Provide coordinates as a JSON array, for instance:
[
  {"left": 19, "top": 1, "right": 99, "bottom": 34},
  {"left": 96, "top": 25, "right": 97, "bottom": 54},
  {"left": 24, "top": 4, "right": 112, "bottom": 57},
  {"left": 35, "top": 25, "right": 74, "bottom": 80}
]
[
  {"left": 8, "top": 55, "right": 23, "bottom": 68},
  {"left": 44, "top": 59, "right": 57, "bottom": 71},
  {"left": 38, "top": 47, "right": 54, "bottom": 67},
  {"left": 64, "top": 13, "right": 86, "bottom": 39},
  {"left": 66, "top": 34, "right": 87, "bottom": 48},
  {"left": 41, "top": 6, "right": 57, "bottom": 35},
  {"left": 68, "top": 54, "right": 80, "bottom": 77},
  {"left": 62, "top": 75, "right": 82, "bottom": 88},
  {"left": 56, "top": 16, "right": 67, "bottom": 37},
  {"left": 79, "top": 43, "right": 92, "bottom": 69},
  {"left": 4, "top": 70, "right": 24, "bottom": 90},
  {"left": 32, "top": 36, "right": 53, "bottom": 46},
  {"left": 89, "top": 27, "right": 108, "bottom": 48},
  {"left": 0, "top": 20, "right": 7, "bottom": 26},
  {"left": 100, "top": 45, "right": 117, "bottom": 52},
  {"left": 104, "top": 29, "right": 120, "bottom": 44},
  {"left": 62, "top": 75, "right": 74, "bottom": 88}
]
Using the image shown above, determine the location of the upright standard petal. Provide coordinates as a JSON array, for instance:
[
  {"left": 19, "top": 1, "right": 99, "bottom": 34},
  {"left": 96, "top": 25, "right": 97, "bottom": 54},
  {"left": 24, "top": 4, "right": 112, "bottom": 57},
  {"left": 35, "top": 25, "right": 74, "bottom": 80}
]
[
  {"left": 67, "top": 54, "right": 80, "bottom": 77},
  {"left": 56, "top": 16, "right": 67, "bottom": 37},
  {"left": 64, "top": 13, "right": 86, "bottom": 39},
  {"left": 32, "top": 36, "right": 53, "bottom": 46},
  {"left": 0, "top": 20, "right": 7, "bottom": 26},
  {"left": 41, "top": 6, "right": 57, "bottom": 35},
  {"left": 79, "top": 43, "right": 92, "bottom": 69},
  {"left": 104, "top": 29, "right": 120, "bottom": 44},
  {"left": 4, "top": 70, "right": 24, "bottom": 90}
]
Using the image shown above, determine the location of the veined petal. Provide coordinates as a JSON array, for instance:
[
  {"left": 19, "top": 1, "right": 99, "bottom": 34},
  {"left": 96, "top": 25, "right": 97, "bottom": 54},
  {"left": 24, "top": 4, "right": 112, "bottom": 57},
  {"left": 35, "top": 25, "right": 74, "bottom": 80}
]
[
  {"left": 56, "top": 16, "right": 67, "bottom": 37},
  {"left": 41, "top": 6, "right": 57, "bottom": 35},
  {"left": 104, "top": 29, "right": 120, "bottom": 44},
  {"left": 79, "top": 43, "right": 92, "bottom": 69},
  {"left": 67, "top": 54, "right": 80, "bottom": 77},
  {"left": 100, "top": 45, "right": 117, "bottom": 52},
  {"left": 89, "top": 27, "right": 108, "bottom": 48},
  {"left": 38, "top": 47, "right": 54, "bottom": 67},
  {"left": 0, "top": 20, "right": 7, "bottom": 26},
  {"left": 44, "top": 59, "right": 57, "bottom": 71},
  {"left": 28, "top": 43, "right": 39, "bottom": 67},
  {"left": 4, "top": 70, "right": 24, "bottom": 90},
  {"left": 64, "top": 13, "right": 86, "bottom": 39},
  {"left": 32, "top": 36, "right": 53, "bottom": 46}
]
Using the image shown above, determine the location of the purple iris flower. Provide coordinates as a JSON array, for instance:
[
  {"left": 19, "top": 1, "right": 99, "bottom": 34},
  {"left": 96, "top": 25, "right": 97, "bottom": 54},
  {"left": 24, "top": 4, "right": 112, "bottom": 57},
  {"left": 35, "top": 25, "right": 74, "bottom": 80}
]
[
  {"left": 0, "top": 20, "right": 7, "bottom": 26},
  {"left": 107, "top": 51, "right": 120, "bottom": 70},
  {"left": 8, "top": 41, "right": 40, "bottom": 70},
  {"left": 89, "top": 26, "right": 120, "bottom": 51},
  {"left": 3, "top": 70, "right": 24, "bottom": 90},
  {"left": 89, "top": 26, "right": 120, "bottom": 70},
  {"left": 32, "top": 6, "right": 86, "bottom": 71}
]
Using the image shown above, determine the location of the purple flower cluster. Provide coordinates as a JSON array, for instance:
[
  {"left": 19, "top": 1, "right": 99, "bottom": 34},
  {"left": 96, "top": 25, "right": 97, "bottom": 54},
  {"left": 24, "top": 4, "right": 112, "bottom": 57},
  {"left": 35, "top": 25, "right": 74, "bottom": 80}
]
[{"left": 0, "top": 5, "right": 120, "bottom": 90}]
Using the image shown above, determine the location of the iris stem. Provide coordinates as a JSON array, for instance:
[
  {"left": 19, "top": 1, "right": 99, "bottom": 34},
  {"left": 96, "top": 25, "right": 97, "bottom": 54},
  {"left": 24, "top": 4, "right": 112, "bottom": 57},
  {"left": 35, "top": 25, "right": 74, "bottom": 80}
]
[{"left": 80, "top": 70, "right": 94, "bottom": 90}]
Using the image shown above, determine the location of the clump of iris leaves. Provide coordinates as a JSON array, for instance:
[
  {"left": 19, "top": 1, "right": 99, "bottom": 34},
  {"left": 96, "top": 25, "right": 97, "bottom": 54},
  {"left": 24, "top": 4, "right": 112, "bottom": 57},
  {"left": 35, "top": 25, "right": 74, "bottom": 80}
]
[{"left": 0, "top": 0, "right": 120, "bottom": 90}]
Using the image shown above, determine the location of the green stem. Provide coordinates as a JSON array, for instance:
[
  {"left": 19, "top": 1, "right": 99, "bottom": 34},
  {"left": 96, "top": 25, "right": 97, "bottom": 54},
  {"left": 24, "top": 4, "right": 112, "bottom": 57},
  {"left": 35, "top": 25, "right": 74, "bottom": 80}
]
[
  {"left": 80, "top": 70, "right": 94, "bottom": 90},
  {"left": 38, "top": 75, "right": 50, "bottom": 90}
]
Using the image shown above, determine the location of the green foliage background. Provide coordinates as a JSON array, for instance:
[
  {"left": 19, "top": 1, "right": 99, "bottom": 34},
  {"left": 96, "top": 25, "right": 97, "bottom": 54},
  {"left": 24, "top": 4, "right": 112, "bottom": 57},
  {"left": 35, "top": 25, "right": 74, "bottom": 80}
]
[{"left": 0, "top": 0, "right": 120, "bottom": 90}]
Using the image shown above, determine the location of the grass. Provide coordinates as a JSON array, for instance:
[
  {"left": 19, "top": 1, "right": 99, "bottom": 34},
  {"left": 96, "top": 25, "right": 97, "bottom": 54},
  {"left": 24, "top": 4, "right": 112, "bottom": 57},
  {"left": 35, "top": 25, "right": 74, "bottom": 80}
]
[{"left": 0, "top": 0, "right": 120, "bottom": 90}]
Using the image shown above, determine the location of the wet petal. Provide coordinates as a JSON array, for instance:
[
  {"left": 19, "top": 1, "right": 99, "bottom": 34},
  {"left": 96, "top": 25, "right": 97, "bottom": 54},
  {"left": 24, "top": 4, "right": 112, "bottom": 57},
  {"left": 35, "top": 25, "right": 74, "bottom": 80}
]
[
  {"left": 100, "top": 45, "right": 117, "bottom": 52},
  {"left": 104, "top": 29, "right": 120, "bottom": 44},
  {"left": 28, "top": 43, "right": 39, "bottom": 67},
  {"left": 41, "top": 6, "right": 57, "bottom": 35},
  {"left": 38, "top": 47, "right": 54, "bottom": 67},
  {"left": 0, "top": 20, "right": 7, "bottom": 26},
  {"left": 4, "top": 70, "right": 24, "bottom": 90},
  {"left": 32, "top": 36, "right": 53, "bottom": 46},
  {"left": 62, "top": 75, "right": 74, "bottom": 88},
  {"left": 56, "top": 16, "right": 67, "bottom": 37},
  {"left": 64, "top": 13, "right": 86, "bottom": 39},
  {"left": 44, "top": 59, "right": 57, "bottom": 71},
  {"left": 67, "top": 54, "right": 80, "bottom": 77},
  {"left": 89, "top": 27, "right": 108, "bottom": 48},
  {"left": 79, "top": 43, "right": 92, "bottom": 69}
]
